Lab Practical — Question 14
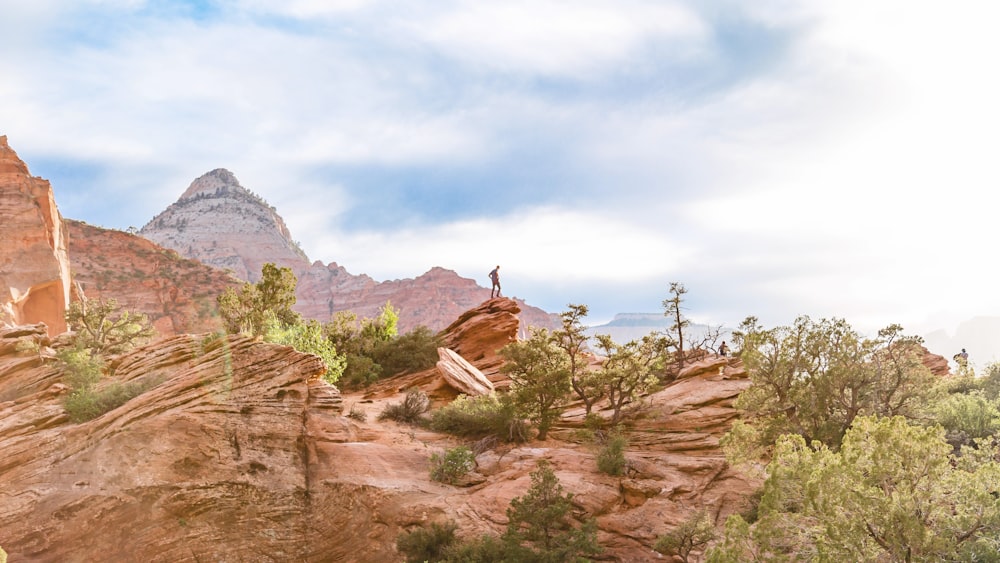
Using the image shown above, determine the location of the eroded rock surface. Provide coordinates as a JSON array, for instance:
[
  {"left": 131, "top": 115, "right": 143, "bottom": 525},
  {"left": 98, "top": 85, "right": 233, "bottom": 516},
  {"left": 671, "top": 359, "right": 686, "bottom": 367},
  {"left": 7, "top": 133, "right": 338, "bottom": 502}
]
[{"left": 0, "top": 136, "right": 72, "bottom": 336}]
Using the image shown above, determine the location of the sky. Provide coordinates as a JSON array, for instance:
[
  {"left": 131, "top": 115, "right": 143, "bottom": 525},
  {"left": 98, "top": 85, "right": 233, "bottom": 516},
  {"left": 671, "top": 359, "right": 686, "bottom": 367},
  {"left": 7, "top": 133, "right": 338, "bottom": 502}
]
[{"left": 3, "top": 0, "right": 1000, "bottom": 352}]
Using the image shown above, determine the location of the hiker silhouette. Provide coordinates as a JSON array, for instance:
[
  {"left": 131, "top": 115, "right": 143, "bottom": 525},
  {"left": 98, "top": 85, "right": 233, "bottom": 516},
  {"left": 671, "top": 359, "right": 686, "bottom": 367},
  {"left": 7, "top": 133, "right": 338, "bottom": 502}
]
[{"left": 489, "top": 265, "right": 501, "bottom": 298}]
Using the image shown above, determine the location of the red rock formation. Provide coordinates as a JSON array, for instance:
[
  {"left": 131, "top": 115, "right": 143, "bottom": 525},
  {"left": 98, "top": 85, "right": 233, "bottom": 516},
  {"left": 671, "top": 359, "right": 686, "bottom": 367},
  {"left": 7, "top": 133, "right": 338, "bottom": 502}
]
[
  {"left": 66, "top": 220, "right": 239, "bottom": 335},
  {"left": 296, "top": 262, "right": 558, "bottom": 334},
  {"left": 0, "top": 136, "right": 73, "bottom": 336},
  {"left": 138, "top": 169, "right": 559, "bottom": 333},
  {"left": 0, "top": 300, "right": 757, "bottom": 561}
]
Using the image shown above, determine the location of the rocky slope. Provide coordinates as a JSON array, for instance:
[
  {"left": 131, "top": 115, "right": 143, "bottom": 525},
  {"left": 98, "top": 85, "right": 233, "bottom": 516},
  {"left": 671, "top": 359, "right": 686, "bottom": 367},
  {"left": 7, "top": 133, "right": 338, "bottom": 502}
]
[
  {"left": 66, "top": 219, "right": 238, "bottom": 336},
  {"left": 138, "top": 168, "right": 557, "bottom": 334},
  {"left": 0, "top": 136, "right": 74, "bottom": 336},
  {"left": 139, "top": 168, "right": 311, "bottom": 283},
  {"left": 0, "top": 299, "right": 756, "bottom": 562}
]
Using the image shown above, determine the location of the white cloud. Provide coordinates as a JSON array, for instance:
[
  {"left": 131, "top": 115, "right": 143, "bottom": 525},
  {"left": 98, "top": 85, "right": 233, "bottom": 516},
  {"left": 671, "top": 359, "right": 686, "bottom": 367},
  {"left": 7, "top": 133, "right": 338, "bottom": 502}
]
[{"left": 409, "top": 0, "right": 708, "bottom": 76}]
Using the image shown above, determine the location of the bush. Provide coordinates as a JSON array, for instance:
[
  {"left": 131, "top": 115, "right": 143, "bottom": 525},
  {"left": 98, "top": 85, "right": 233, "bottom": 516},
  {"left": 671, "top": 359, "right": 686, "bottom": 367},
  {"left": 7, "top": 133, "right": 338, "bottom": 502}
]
[
  {"left": 429, "top": 393, "right": 529, "bottom": 443},
  {"left": 596, "top": 430, "right": 628, "bottom": 476},
  {"left": 934, "top": 392, "right": 1000, "bottom": 450},
  {"left": 379, "top": 388, "right": 430, "bottom": 424},
  {"left": 654, "top": 510, "right": 716, "bottom": 563},
  {"left": 396, "top": 521, "right": 459, "bottom": 563},
  {"left": 372, "top": 325, "right": 442, "bottom": 377},
  {"left": 59, "top": 347, "right": 162, "bottom": 423},
  {"left": 430, "top": 446, "right": 476, "bottom": 484},
  {"left": 264, "top": 317, "right": 346, "bottom": 383}
]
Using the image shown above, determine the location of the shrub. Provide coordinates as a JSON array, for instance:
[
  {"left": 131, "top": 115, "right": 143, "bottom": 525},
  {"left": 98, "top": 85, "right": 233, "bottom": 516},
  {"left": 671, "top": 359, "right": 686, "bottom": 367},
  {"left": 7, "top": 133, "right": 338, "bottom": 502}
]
[
  {"left": 264, "top": 316, "right": 346, "bottom": 383},
  {"left": 396, "top": 521, "right": 459, "bottom": 563},
  {"left": 596, "top": 430, "right": 628, "bottom": 476},
  {"left": 346, "top": 404, "right": 367, "bottom": 422},
  {"left": 654, "top": 510, "right": 716, "bottom": 563},
  {"left": 371, "top": 325, "right": 442, "bottom": 377},
  {"left": 934, "top": 392, "right": 1000, "bottom": 450},
  {"left": 430, "top": 446, "right": 476, "bottom": 484},
  {"left": 429, "top": 393, "right": 529, "bottom": 443},
  {"left": 59, "top": 347, "right": 162, "bottom": 423},
  {"left": 379, "top": 388, "right": 430, "bottom": 424},
  {"left": 65, "top": 297, "right": 155, "bottom": 355}
]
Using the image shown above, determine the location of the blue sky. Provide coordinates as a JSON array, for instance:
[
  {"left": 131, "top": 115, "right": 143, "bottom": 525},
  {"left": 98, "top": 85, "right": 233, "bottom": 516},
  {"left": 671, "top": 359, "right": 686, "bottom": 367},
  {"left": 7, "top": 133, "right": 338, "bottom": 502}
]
[{"left": 3, "top": 0, "right": 1000, "bottom": 347}]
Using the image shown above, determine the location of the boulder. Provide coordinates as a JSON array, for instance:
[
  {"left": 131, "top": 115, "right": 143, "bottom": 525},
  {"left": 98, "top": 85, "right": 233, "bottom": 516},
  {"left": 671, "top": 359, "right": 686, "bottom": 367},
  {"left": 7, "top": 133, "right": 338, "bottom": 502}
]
[{"left": 436, "top": 347, "right": 494, "bottom": 396}]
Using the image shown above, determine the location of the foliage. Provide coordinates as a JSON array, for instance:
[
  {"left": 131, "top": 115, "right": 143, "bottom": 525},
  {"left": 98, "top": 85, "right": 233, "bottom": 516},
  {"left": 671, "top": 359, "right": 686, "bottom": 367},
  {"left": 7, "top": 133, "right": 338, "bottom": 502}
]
[
  {"left": 370, "top": 325, "right": 441, "bottom": 377},
  {"left": 654, "top": 510, "right": 716, "bottom": 563},
  {"left": 592, "top": 332, "right": 666, "bottom": 424},
  {"left": 218, "top": 262, "right": 299, "bottom": 337},
  {"left": 595, "top": 429, "right": 628, "bottom": 476},
  {"left": 662, "top": 281, "right": 689, "bottom": 369},
  {"left": 324, "top": 303, "right": 400, "bottom": 387},
  {"left": 503, "top": 460, "right": 601, "bottom": 561},
  {"left": 933, "top": 391, "right": 1000, "bottom": 451},
  {"left": 346, "top": 404, "right": 367, "bottom": 422},
  {"left": 65, "top": 297, "right": 155, "bottom": 355},
  {"left": 264, "top": 315, "right": 345, "bottom": 383},
  {"left": 429, "top": 393, "right": 529, "bottom": 443},
  {"left": 500, "top": 328, "right": 572, "bottom": 440},
  {"left": 378, "top": 388, "right": 430, "bottom": 424},
  {"left": 430, "top": 446, "right": 476, "bottom": 484},
  {"left": 396, "top": 520, "right": 459, "bottom": 563},
  {"left": 552, "top": 304, "right": 602, "bottom": 416},
  {"left": 707, "top": 416, "right": 1000, "bottom": 562},
  {"left": 59, "top": 347, "right": 160, "bottom": 423},
  {"left": 731, "top": 316, "right": 939, "bottom": 450}
]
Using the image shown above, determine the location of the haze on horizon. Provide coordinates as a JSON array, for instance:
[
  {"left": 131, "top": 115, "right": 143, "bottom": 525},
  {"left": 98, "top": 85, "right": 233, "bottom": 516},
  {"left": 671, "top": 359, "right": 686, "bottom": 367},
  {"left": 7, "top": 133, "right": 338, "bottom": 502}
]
[{"left": 2, "top": 1, "right": 999, "bottom": 359}]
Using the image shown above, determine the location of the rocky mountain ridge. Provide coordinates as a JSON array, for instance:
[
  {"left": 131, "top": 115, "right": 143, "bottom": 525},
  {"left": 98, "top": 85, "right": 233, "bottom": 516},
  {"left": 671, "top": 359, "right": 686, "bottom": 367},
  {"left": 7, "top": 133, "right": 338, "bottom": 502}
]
[{"left": 139, "top": 167, "right": 557, "bottom": 333}]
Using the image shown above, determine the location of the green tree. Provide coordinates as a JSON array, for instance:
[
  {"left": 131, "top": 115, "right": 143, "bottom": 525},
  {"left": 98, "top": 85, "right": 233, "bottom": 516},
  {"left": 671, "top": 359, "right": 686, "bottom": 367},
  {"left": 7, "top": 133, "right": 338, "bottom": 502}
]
[
  {"left": 593, "top": 332, "right": 666, "bottom": 424},
  {"left": 500, "top": 329, "right": 572, "bottom": 440},
  {"left": 654, "top": 509, "right": 717, "bottom": 563},
  {"left": 264, "top": 316, "right": 345, "bottom": 383},
  {"left": 708, "top": 416, "right": 1000, "bottom": 562},
  {"left": 553, "top": 304, "right": 602, "bottom": 415},
  {"left": 731, "top": 315, "right": 938, "bottom": 450},
  {"left": 503, "top": 460, "right": 601, "bottom": 561},
  {"left": 662, "top": 282, "right": 689, "bottom": 370},
  {"left": 65, "top": 297, "right": 155, "bottom": 355},
  {"left": 218, "top": 263, "right": 299, "bottom": 337},
  {"left": 324, "top": 302, "right": 400, "bottom": 387}
]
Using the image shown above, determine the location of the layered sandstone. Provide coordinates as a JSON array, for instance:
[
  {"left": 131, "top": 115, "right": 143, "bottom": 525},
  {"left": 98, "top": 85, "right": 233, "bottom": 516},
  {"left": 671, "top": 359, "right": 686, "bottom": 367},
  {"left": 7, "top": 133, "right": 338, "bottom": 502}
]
[
  {"left": 0, "top": 300, "right": 756, "bottom": 562},
  {"left": 0, "top": 136, "right": 73, "bottom": 336},
  {"left": 67, "top": 220, "right": 239, "bottom": 335}
]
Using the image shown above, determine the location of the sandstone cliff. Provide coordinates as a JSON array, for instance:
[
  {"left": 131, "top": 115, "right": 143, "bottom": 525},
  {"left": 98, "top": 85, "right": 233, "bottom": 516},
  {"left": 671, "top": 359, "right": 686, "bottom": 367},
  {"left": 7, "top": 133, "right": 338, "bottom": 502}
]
[
  {"left": 0, "top": 300, "right": 755, "bottom": 562},
  {"left": 0, "top": 136, "right": 73, "bottom": 336},
  {"left": 66, "top": 219, "right": 239, "bottom": 336}
]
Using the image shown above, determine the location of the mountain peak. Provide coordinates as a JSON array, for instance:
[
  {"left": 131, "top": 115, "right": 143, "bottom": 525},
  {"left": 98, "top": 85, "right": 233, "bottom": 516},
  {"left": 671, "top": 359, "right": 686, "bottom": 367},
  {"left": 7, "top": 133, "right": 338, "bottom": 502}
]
[
  {"left": 140, "top": 169, "right": 309, "bottom": 282},
  {"left": 179, "top": 168, "right": 242, "bottom": 200}
]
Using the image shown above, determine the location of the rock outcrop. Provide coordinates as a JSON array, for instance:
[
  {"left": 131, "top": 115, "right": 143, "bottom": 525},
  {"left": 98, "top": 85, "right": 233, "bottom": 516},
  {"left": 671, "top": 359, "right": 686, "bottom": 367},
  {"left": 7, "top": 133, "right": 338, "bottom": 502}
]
[
  {"left": 139, "top": 168, "right": 311, "bottom": 283},
  {"left": 0, "top": 298, "right": 758, "bottom": 562},
  {"left": 0, "top": 136, "right": 73, "bottom": 336},
  {"left": 67, "top": 220, "right": 239, "bottom": 335},
  {"left": 296, "top": 263, "right": 558, "bottom": 334}
]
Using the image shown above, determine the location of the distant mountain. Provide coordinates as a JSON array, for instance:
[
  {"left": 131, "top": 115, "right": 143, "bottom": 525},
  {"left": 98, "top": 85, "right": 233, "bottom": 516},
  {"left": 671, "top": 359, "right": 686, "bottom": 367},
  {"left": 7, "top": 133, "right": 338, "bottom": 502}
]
[
  {"left": 586, "top": 313, "right": 731, "bottom": 348},
  {"left": 139, "top": 169, "right": 557, "bottom": 333},
  {"left": 923, "top": 316, "right": 1000, "bottom": 370},
  {"left": 140, "top": 169, "right": 309, "bottom": 283}
]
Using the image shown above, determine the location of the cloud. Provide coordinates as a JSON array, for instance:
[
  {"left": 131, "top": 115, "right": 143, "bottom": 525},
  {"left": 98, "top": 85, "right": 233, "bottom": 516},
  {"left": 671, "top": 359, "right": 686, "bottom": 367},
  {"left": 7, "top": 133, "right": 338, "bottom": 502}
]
[{"left": 409, "top": 0, "right": 709, "bottom": 77}]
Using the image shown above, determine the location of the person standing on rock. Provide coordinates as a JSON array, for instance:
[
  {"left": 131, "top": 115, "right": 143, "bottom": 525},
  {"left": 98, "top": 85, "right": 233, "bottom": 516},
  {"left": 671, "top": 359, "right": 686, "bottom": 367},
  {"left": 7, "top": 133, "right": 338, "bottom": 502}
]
[{"left": 489, "top": 265, "right": 501, "bottom": 298}]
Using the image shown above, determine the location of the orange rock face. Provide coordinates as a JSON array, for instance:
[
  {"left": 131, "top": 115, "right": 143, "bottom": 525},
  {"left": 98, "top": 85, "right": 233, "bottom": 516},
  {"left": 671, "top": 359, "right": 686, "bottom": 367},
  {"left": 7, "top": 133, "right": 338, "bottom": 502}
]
[
  {"left": 0, "top": 299, "right": 758, "bottom": 562},
  {"left": 66, "top": 219, "right": 239, "bottom": 336},
  {"left": 0, "top": 136, "right": 73, "bottom": 336}
]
